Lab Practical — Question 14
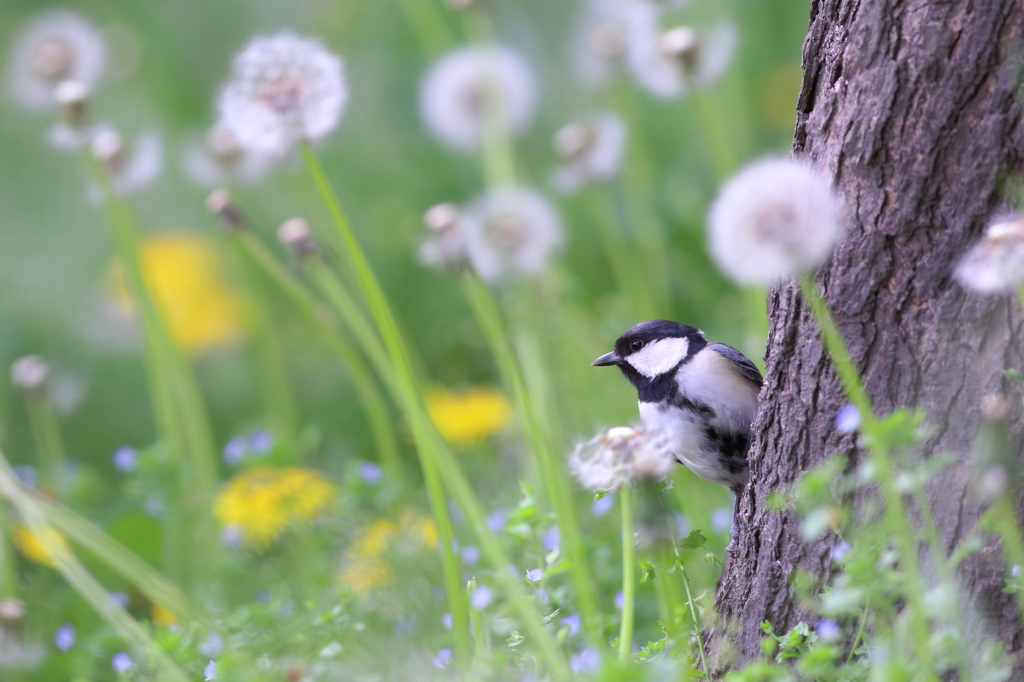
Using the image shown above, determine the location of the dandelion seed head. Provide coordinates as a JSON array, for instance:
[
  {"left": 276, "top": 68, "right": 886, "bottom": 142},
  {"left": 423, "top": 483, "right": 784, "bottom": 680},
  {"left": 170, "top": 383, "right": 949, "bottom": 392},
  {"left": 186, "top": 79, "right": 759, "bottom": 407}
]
[
  {"left": 551, "top": 112, "right": 627, "bottom": 193},
  {"left": 418, "top": 202, "right": 467, "bottom": 271},
  {"left": 91, "top": 129, "right": 163, "bottom": 196},
  {"left": 7, "top": 10, "right": 106, "bottom": 110},
  {"left": 419, "top": 46, "right": 538, "bottom": 152},
  {"left": 708, "top": 157, "right": 842, "bottom": 285},
  {"left": 954, "top": 215, "right": 1024, "bottom": 294},
  {"left": 278, "top": 217, "right": 318, "bottom": 259},
  {"left": 646, "top": 22, "right": 738, "bottom": 97},
  {"left": 569, "top": 425, "right": 674, "bottom": 491},
  {"left": 573, "top": 0, "right": 660, "bottom": 88},
  {"left": 10, "top": 355, "right": 49, "bottom": 392},
  {"left": 182, "top": 122, "right": 274, "bottom": 187},
  {"left": 219, "top": 32, "right": 347, "bottom": 157},
  {"left": 459, "top": 186, "right": 563, "bottom": 283}
]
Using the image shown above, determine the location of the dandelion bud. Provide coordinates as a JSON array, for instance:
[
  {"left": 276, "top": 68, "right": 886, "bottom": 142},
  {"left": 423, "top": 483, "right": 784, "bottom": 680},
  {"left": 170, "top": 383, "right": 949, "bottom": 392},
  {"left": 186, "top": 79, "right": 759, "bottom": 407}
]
[
  {"left": 0, "top": 599, "right": 26, "bottom": 624},
  {"left": 553, "top": 122, "right": 596, "bottom": 161},
  {"left": 205, "top": 188, "right": 248, "bottom": 231},
  {"left": 954, "top": 215, "right": 1024, "bottom": 294},
  {"left": 278, "top": 218, "right": 318, "bottom": 259},
  {"left": 707, "top": 157, "right": 842, "bottom": 285},
  {"left": 7, "top": 10, "right": 107, "bottom": 111},
  {"left": 53, "top": 79, "right": 89, "bottom": 126},
  {"left": 660, "top": 26, "right": 700, "bottom": 66},
  {"left": 10, "top": 355, "right": 49, "bottom": 393},
  {"left": 182, "top": 123, "right": 273, "bottom": 188},
  {"left": 90, "top": 129, "right": 162, "bottom": 196},
  {"left": 92, "top": 128, "right": 124, "bottom": 168},
  {"left": 219, "top": 32, "right": 347, "bottom": 157},
  {"left": 423, "top": 203, "right": 461, "bottom": 233}
]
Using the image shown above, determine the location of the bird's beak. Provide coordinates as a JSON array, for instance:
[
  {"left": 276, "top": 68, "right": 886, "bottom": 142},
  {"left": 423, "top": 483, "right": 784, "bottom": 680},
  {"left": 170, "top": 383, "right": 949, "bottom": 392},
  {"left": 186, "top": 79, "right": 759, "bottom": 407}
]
[{"left": 591, "top": 350, "right": 621, "bottom": 367}]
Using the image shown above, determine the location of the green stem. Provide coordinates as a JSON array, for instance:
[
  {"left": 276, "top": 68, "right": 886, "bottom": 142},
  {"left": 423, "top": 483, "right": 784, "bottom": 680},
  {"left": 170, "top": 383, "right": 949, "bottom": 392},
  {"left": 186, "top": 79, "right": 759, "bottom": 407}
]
[
  {"left": 798, "top": 276, "right": 936, "bottom": 679},
  {"left": 0, "top": 502, "right": 15, "bottom": 599},
  {"left": 659, "top": 493, "right": 710, "bottom": 677},
  {"left": 232, "top": 233, "right": 401, "bottom": 478},
  {"left": 691, "top": 92, "right": 737, "bottom": 180},
  {"left": 462, "top": 273, "right": 601, "bottom": 642},
  {"left": 24, "top": 396, "right": 65, "bottom": 489},
  {"left": 987, "top": 495, "right": 1024, "bottom": 629},
  {"left": 300, "top": 145, "right": 469, "bottom": 664},
  {"left": 618, "top": 486, "right": 636, "bottom": 661},
  {"left": 588, "top": 189, "right": 658, "bottom": 320},
  {"left": 467, "top": 577, "right": 489, "bottom": 665},
  {"left": 298, "top": 145, "right": 567, "bottom": 678},
  {"left": 845, "top": 599, "right": 870, "bottom": 666}
]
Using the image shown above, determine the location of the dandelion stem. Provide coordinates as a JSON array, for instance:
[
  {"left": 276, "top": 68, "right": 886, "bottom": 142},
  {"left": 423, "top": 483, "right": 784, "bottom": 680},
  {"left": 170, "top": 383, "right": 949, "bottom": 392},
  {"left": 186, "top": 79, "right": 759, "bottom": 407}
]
[
  {"left": 394, "top": 0, "right": 456, "bottom": 58},
  {"left": 231, "top": 233, "right": 401, "bottom": 478},
  {"left": 691, "top": 92, "right": 737, "bottom": 180},
  {"left": 23, "top": 395, "right": 65, "bottom": 489},
  {"left": 798, "top": 276, "right": 936, "bottom": 680},
  {"left": 587, "top": 188, "right": 658, "bottom": 319},
  {"left": 846, "top": 598, "right": 870, "bottom": 666},
  {"left": 462, "top": 273, "right": 601, "bottom": 643},
  {"left": 298, "top": 144, "right": 569, "bottom": 679},
  {"left": 0, "top": 447, "right": 192, "bottom": 682},
  {"left": 300, "top": 143, "right": 470, "bottom": 664},
  {"left": 618, "top": 485, "right": 636, "bottom": 661}
]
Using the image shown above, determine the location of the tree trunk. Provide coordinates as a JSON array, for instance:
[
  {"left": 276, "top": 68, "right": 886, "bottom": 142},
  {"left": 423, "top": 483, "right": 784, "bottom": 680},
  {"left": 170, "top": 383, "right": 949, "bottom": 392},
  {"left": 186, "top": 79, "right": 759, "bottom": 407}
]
[{"left": 711, "top": 0, "right": 1024, "bottom": 672}]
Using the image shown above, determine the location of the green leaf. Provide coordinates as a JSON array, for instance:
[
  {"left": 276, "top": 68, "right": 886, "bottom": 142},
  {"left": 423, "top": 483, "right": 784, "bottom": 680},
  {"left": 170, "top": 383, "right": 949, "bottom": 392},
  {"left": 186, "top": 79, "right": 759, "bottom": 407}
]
[
  {"left": 679, "top": 529, "right": 707, "bottom": 550},
  {"left": 639, "top": 560, "right": 655, "bottom": 583}
]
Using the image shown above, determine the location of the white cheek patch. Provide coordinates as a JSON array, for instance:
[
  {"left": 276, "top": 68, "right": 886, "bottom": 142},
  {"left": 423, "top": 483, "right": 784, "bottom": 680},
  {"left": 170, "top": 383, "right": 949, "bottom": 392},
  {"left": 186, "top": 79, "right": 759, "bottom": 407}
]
[{"left": 625, "top": 337, "right": 690, "bottom": 378}]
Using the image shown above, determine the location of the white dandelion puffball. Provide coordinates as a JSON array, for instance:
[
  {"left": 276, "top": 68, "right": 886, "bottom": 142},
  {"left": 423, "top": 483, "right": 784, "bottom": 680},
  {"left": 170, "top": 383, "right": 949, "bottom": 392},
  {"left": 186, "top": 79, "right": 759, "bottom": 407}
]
[
  {"left": 460, "top": 186, "right": 563, "bottom": 283},
  {"left": 707, "top": 157, "right": 842, "bottom": 285},
  {"left": 91, "top": 129, "right": 163, "bottom": 197},
  {"left": 649, "top": 22, "right": 739, "bottom": 98},
  {"left": 418, "top": 202, "right": 467, "bottom": 271},
  {"left": 551, "top": 112, "right": 627, "bottom": 193},
  {"left": 569, "top": 426, "right": 675, "bottom": 491},
  {"left": 218, "top": 32, "right": 347, "bottom": 157},
  {"left": 7, "top": 10, "right": 107, "bottom": 110},
  {"left": 419, "top": 46, "right": 538, "bottom": 152},
  {"left": 954, "top": 215, "right": 1024, "bottom": 294},
  {"left": 181, "top": 123, "right": 274, "bottom": 187},
  {"left": 571, "top": 0, "right": 662, "bottom": 89}
]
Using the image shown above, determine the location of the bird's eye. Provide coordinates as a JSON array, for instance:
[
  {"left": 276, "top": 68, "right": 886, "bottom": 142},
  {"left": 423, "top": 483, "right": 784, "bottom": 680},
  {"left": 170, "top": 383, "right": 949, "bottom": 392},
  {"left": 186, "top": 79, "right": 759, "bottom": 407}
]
[{"left": 630, "top": 339, "right": 644, "bottom": 352}]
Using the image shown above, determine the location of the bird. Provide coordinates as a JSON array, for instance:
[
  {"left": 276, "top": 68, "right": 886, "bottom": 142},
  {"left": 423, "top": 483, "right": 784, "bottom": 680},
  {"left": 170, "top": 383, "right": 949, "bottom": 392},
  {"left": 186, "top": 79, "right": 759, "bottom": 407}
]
[{"left": 592, "top": 319, "right": 762, "bottom": 551}]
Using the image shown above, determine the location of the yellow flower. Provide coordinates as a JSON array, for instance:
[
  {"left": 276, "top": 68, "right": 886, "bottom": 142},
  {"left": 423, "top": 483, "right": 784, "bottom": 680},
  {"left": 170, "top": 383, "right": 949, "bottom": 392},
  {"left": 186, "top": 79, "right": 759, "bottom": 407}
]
[
  {"left": 12, "top": 522, "right": 70, "bottom": 568},
  {"left": 425, "top": 386, "right": 513, "bottom": 446},
  {"left": 151, "top": 603, "right": 177, "bottom": 628},
  {"left": 214, "top": 467, "right": 336, "bottom": 550},
  {"left": 108, "top": 232, "right": 245, "bottom": 356},
  {"left": 339, "top": 511, "right": 438, "bottom": 597}
]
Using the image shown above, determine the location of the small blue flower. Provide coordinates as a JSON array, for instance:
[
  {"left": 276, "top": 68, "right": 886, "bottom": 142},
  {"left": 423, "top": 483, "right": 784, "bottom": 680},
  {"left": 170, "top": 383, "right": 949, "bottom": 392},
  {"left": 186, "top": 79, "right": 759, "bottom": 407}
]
[
  {"left": 109, "top": 592, "right": 129, "bottom": 608},
  {"left": 433, "top": 648, "right": 453, "bottom": 669},
  {"left": 525, "top": 568, "right": 542, "bottom": 582},
  {"left": 441, "top": 612, "right": 452, "bottom": 629},
  {"left": 54, "top": 623, "right": 75, "bottom": 652},
  {"left": 248, "top": 429, "right": 272, "bottom": 455},
  {"left": 816, "top": 618, "right": 840, "bottom": 640},
  {"left": 615, "top": 591, "right": 623, "bottom": 610},
  {"left": 831, "top": 541, "right": 851, "bottom": 563},
  {"left": 222, "top": 437, "right": 246, "bottom": 465},
  {"left": 13, "top": 465, "right": 37, "bottom": 488},
  {"left": 569, "top": 647, "right": 600, "bottom": 673},
  {"left": 470, "top": 586, "right": 493, "bottom": 610},
  {"left": 142, "top": 498, "right": 166, "bottom": 519},
  {"left": 711, "top": 507, "right": 732, "bottom": 533},
  {"left": 675, "top": 512, "right": 690, "bottom": 538},
  {"left": 204, "top": 659, "right": 217, "bottom": 681},
  {"left": 486, "top": 508, "right": 508, "bottom": 531},
  {"left": 561, "top": 613, "right": 581, "bottom": 636},
  {"left": 112, "top": 446, "right": 137, "bottom": 472},
  {"left": 220, "top": 525, "right": 243, "bottom": 548},
  {"left": 591, "top": 494, "right": 614, "bottom": 517},
  {"left": 835, "top": 404, "right": 861, "bottom": 434},
  {"left": 461, "top": 545, "right": 480, "bottom": 565},
  {"left": 200, "top": 631, "right": 223, "bottom": 658},
  {"left": 1013, "top": 565, "right": 1022, "bottom": 578},
  {"left": 541, "top": 526, "right": 560, "bottom": 551},
  {"left": 358, "top": 462, "right": 382, "bottom": 485},
  {"left": 112, "top": 652, "right": 133, "bottom": 672}
]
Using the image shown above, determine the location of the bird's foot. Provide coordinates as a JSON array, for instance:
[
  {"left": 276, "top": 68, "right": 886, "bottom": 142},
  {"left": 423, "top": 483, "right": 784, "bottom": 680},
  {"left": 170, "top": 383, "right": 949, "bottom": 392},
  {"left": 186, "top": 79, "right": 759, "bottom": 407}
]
[{"left": 725, "top": 524, "right": 739, "bottom": 554}]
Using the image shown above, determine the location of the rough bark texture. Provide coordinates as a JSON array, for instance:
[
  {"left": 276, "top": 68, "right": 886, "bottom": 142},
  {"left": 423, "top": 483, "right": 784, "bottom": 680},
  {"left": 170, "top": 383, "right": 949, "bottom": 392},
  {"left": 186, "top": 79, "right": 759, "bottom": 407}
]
[{"left": 711, "top": 0, "right": 1024, "bottom": 671}]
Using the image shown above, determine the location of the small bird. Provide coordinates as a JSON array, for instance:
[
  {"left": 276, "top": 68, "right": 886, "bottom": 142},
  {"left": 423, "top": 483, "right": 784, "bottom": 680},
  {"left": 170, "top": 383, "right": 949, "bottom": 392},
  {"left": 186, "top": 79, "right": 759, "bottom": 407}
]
[{"left": 592, "top": 320, "right": 762, "bottom": 551}]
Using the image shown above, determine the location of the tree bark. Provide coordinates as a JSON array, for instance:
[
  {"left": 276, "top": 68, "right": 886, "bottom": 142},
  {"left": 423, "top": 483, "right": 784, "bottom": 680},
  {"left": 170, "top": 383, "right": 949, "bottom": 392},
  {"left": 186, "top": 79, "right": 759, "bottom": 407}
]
[{"left": 711, "top": 0, "right": 1024, "bottom": 672}]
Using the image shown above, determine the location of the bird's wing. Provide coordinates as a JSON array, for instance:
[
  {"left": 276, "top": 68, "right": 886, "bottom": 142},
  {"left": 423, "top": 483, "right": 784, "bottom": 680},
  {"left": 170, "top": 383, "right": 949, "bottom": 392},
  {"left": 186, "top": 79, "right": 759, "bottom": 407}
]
[{"left": 709, "top": 343, "right": 763, "bottom": 388}]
